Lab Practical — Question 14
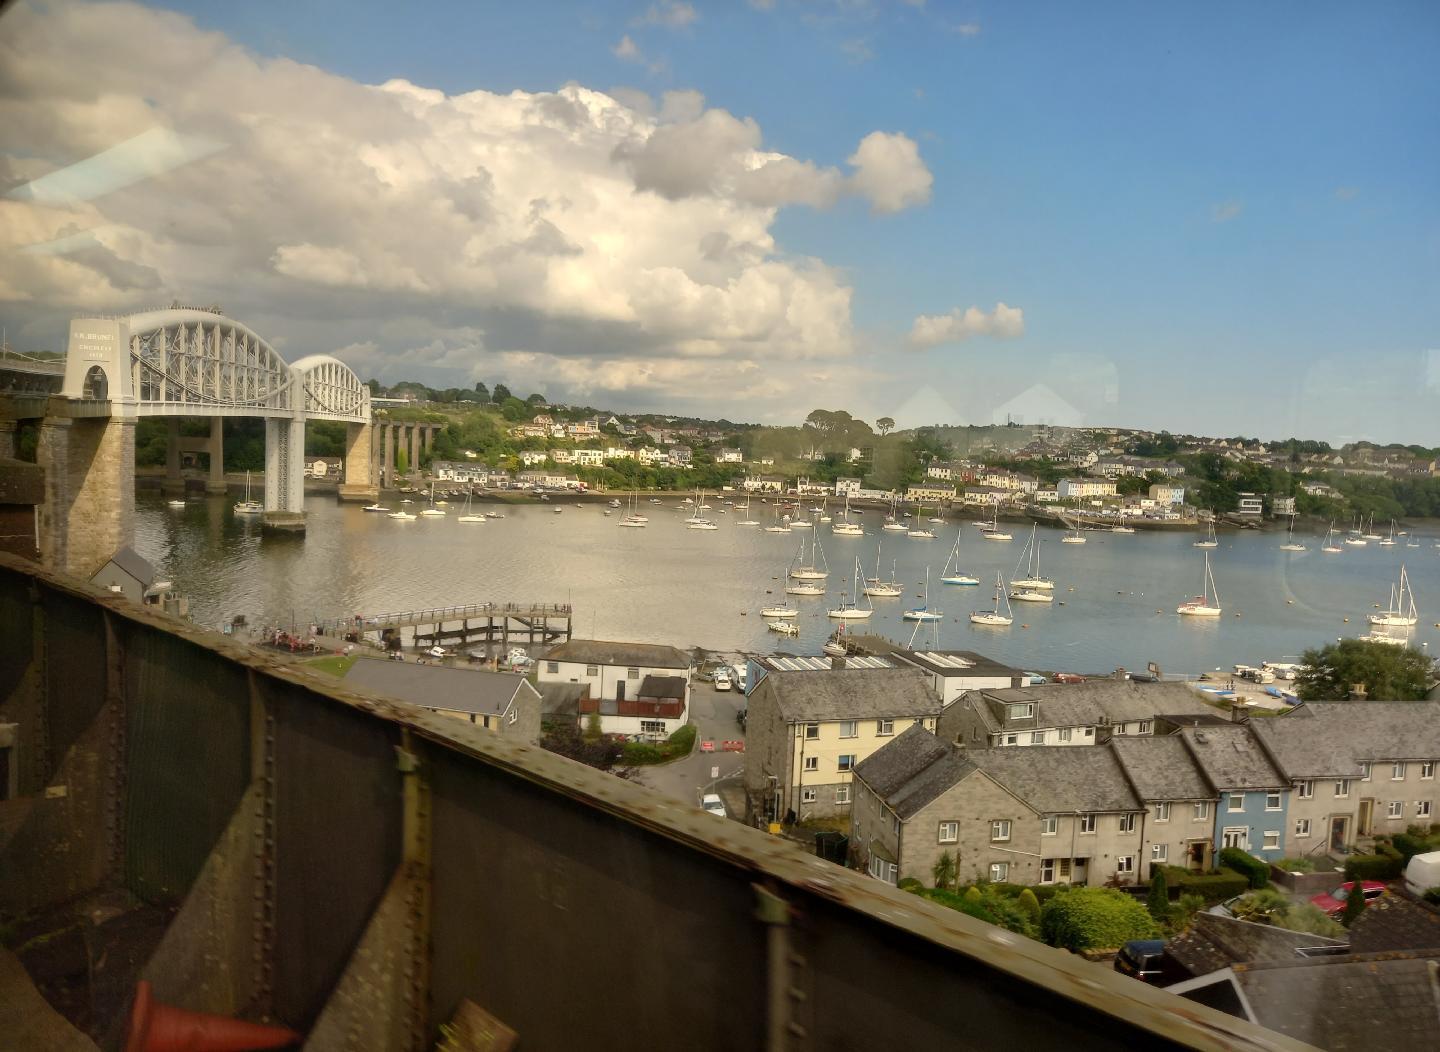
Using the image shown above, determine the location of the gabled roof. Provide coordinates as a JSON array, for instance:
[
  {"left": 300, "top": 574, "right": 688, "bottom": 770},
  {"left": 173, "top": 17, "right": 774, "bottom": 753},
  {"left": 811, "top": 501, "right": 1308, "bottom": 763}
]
[
  {"left": 969, "top": 681, "right": 1215, "bottom": 732},
  {"left": 344, "top": 659, "right": 537, "bottom": 717},
  {"left": 755, "top": 667, "right": 941, "bottom": 723},
  {"left": 98, "top": 545, "right": 155, "bottom": 588},
  {"left": 1251, "top": 702, "right": 1440, "bottom": 778},
  {"left": 1180, "top": 725, "right": 1286, "bottom": 791},
  {"left": 853, "top": 725, "right": 977, "bottom": 819},
  {"left": 965, "top": 745, "right": 1141, "bottom": 814},
  {"left": 544, "top": 639, "right": 691, "bottom": 670},
  {"left": 1165, "top": 912, "right": 1343, "bottom": 977},
  {"left": 1110, "top": 736, "right": 1213, "bottom": 801}
]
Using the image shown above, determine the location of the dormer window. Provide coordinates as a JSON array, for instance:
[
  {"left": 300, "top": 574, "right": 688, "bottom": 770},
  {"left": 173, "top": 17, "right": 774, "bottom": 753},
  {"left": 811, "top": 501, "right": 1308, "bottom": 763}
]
[{"left": 1007, "top": 703, "right": 1034, "bottom": 720}]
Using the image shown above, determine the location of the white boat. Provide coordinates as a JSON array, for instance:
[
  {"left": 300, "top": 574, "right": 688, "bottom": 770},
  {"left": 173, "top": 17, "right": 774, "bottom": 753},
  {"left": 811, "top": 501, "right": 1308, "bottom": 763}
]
[
  {"left": 1008, "top": 525, "right": 1055, "bottom": 592},
  {"left": 399, "top": 498, "right": 414, "bottom": 503},
  {"left": 233, "top": 471, "right": 263, "bottom": 515},
  {"left": 785, "top": 581, "right": 826, "bottom": 596},
  {"left": 788, "top": 532, "right": 830, "bottom": 580},
  {"left": 763, "top": 504, "right": 792, "bottom": 533},
  {"left": 1321, "top": 522, "right": 1343, "bottom": 554},
  {"left": 766, "top": 619, "right": 799, "bottom": 636},
  {"left": 1378, "top": 519, "right": 1397, "bottom": 547},
  {"left": 822, "top": 638, "right": 847, "bottom": 657},
  {"left": 485, "top": 510, "right": 505, "bottom": 519},
  {"left": 686, "top": 519, "right": 718, "bottom": 530},
  {"left": 831, "top": 494, "right": 864, "bottom": 536},
  {"left": 1193, "top": 521, "right": 1218, "bottom": 548},
  {"left": 902, "top": 569, "right": 943, "bottom": 621},
  {"left": 167, "top": 499, "right": 187, "bottom": 508},
  {"left": 970, "top": 574, "right": 1014, "bottom": 626},
  {"left": 939, "top": 527, "right": 979, "bottom": 586},
  {"left": 458, "top": 489, "right": 486, "bottom": 523},
  {"left": 388, "top": 509, "right": 417, "bottom": 521},
  {"left": 789, "top": 517, "right": 814, "bottom": 529},
  {"left": 1362, "top": 633, "right": 1407, "bottom": 647},
  {"left": 607, "top": 498, "right": 622, "bottom": 508},
  {"left": 420, "top": 483, "right": 446, "bottom": 517},
  {"left": 1177, "top": 551, "right": 1222, "bottom": 617},
  {"left": 1060, "top": 527, "right": 1086, "bottom": 544},
  {"left": 552, "top": 507, "right": 563, "bottom": 515},
  {"left": 760, "top": 603, "right": 798, "bottom": 618},
  {"left": 1368, "top": 565, "right": 1418, "bottom": 626},
  {"left": 735, "top": 497, "right": 760, "bottom": 527},
  {"left": 1111, "top": 511, "right": 1135, "bottom": 534},
  {"left": 363, "top": 503, "right": 389, "bottom": 513},
  {"left": 1361, "top": 514, "right": 1382, "bottom": 541},
  {"left": 1279, "top": 514, "right": 1305, "bottom": 551},
  {"left": 828, "top": 559, "right": 875, "bottom": 620},
  {"left": 907, "top": 503, "right": 936, "bottom": 538},
  {"left": 1344, "top": 535, "right": 1367, "bottom": 547},
  {"left": 979, "top": 500, "right": 1012, "bottom": 541},
  {"left": 882, "top": 495, "right": 909, "bottom": 532},
  {"left": 1405, "top": 539, "right": 1420, "bottom": 548}
]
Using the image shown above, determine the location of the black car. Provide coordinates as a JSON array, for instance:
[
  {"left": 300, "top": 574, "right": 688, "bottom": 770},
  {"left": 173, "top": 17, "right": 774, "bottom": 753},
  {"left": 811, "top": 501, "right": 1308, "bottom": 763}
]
[{"left": 1114, "top": 940, "right": 1188, "bottom": 985}]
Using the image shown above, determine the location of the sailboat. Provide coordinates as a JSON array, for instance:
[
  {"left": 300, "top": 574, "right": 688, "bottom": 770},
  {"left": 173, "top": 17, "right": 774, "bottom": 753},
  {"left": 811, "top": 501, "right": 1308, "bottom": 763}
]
[
  {"left": 1279, "top": 514, "right": 1306, "bottom": 551},
  {"left": 882, "top": 495, "right": 909, "bottom": 532},
  {"left": 619, "top": 489, "right": 648, "bottom": 527},
  {"left": 420, "top": 482, "right": 446, "bottom": 517},
  {"left": 1193, "top": 521, "right": 1217, "bottom": 549},
  {"left": 970, "top": 573, "right": 1014, "bottom": 626},
  {"left": 832, "top": 492, "right": 865, "bottom": 536},
  {"left": 907, "top": 503, "right": 936, "bottom": 539},
  {"left": 822, "top": 624, "right": 850, "bottom": 657},
  {"left": 1177, "top": 552, "right": 1222, "bottom": 617},
  {"left": 766, "top": 618, "right": 800, "bottom": 636},
  {"left": 818, "top": 500, "right": 832, "bottom": 524},
  {"left": 828, "top": 559, "right": 875, "bottom": 620},
  {"left": 902, "top": 569, "right": 943, "bottom": 621},
  {"left": 1361, "top": 514, "right": 1382, "bottom": 541},
  {"left": 1061, "top": 523, "right": 1087, "bottom": 544},
  {"left": 763, "top": 503, "right": 792, "bottom": 533},
  {"left": 863, "top": 540, "right": 905, "bottom": 597},
  {"left": 1378, "top": 519, "right": 1397, "bottom": 547},
  {"left": 1344, "top": 529, "right": 1368, "bottom": 546},
  {"left": 457, "top": 488, "right": 486, "bottom": 523},
  {"left": 979, "top": 500, "right": 1012, "bottom": 541},
  {"left": 1111, "top": 510, "right": 1135, "bottom": 534},
  {"left": 1008, "top": 526, "right": 1054, "bottom": 600},
  {"left": 940, "top": 527, "right": 979, "bottom": 585},
  {"left": 789, "top": 532, "right": 830, "bottom": 580},
  {"left": 1368, "top": 565, "right": 1419, "bottom": 626},
  {"left": 784, "top": 543, "right": 826, "bottom": 596},
  {"left": 735, "top": 497, "right": 760, "bottom": 527},
  {"left": 363, "top": 501, "right": 389, "bottom": 513},
  {"left": 1321, "top": 522, "right": 1343, "bottom": 554},
  {"left": 233, "top": 471, "right": 263, "bottom": 515}
]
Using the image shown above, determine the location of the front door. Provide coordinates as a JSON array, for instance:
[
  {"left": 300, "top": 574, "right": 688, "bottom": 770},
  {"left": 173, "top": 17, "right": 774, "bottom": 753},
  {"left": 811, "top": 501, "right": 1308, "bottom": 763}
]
[
  {"left": 1330, "top": 815, "right": 1349, "bottom": 852},
  {"left": 1358, "top": 799, "right": 1373, "bottom": 836},
  {"left": 616, "top": 680, "right": 626, "bottom": 701},
  {"left": 1186, "top": 840, "right": 1210, "bottom": 872}
]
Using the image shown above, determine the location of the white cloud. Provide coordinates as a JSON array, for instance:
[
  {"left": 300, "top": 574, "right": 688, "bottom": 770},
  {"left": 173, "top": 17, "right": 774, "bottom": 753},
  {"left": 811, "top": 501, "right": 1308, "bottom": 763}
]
[
  {"left": 908, "top": 303, "right": 1026, "bottom": 347},
  {"left": 847, "top": 131, "right": 932, "bottom": 213},
  {"left": 1211, "top": 200, "right": 1243, "bottom": 223},
  {"left": 637, "top": 1, "right": 698, "bottom": 28},
  {"left": 613, "top": 34, "right": 641, "bottom": 60},
  {"left": 950, "top": 22, "right": 981, "bottom": 36},
  {"left": 1334, "top": 186, "right": 1359, "bottom": 201}
]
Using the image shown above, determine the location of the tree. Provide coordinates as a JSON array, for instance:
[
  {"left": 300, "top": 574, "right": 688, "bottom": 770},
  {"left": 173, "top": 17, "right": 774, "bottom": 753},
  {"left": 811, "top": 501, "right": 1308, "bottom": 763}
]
[
  {"left": 526, "top": 392, "right": 547, "bottom": 405},
  {"left": 931, "top": 851, "right": 957, "bottom": 891},
  {"left": 473, "top": 381, "right": 489, "bottom": 399},
  {"left": 1146, "top": 869, "right": 1169, "bottom": 922},
  {"left": 1016, "top": 888, "right": 1041, "bottom": 927},
  {"left": 1341, "top": 883, "right": 1367, "bottom": 927},
  {"left": 876, "top": 416, "right": 895, "bottom": 436},
  {"left": 1294, "top": 639, "right": 1434, "bottom": 701},
  {"left": 1039, "top": 887, "right": 1159, "bottom": 952},
  {"left": 491, "top": 382, "right": 512, "bottom": 404}
]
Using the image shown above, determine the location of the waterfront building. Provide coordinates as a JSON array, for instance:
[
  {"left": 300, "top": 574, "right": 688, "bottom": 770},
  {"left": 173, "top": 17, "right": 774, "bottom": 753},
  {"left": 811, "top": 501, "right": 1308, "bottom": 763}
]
[
  {"left": 1148, "top": 483, "right": 1186, "bottom": 505},
  {"left": 1057, "top": 478, "right": 1119, "bottom": 499},
  {"left": 537, "top": 639, "right": 692, "bottom": 740},
  {"left": 1178, "top": 725, "right": 1288, "bottom": 864},
  {"left": 344, "top": 659, "right": 542, "bottom": 746},
  {"left": 905, "top": 483, "right": 954, "bottom": 502},
  {"left": 834, "top": 477, "right": 862, "bottom": 495},
  {"left": 889, "top": 649, "right": 1029, "bottom": 705},
  {"left": 938, "top": 681, "right": 1214, "bottom": 748},
  {"left": 1236, "top": 492, "right": 1264, "bottom": 517}
]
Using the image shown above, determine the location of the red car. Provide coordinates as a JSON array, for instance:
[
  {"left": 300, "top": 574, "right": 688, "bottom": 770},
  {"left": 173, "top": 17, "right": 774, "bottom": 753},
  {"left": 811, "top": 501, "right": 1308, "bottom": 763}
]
[{"left": 1310, "top": 880, "right": 1387, "bottom": 917}]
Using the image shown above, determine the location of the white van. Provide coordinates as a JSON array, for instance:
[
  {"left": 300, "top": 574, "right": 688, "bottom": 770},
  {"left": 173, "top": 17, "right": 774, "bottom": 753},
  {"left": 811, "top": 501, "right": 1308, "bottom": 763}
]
[
  {"left": 731, "top": 663, "right": 748, "bottom": 692},
  {"left": 1403, "top": 850, "right": 1440, "bottom": 897}
]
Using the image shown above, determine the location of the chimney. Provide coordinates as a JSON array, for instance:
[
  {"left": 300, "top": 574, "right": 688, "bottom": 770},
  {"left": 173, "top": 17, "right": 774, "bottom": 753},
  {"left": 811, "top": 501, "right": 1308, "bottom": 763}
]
[{"left": 830, "top": 656, "right": 846, "bottom": 670}]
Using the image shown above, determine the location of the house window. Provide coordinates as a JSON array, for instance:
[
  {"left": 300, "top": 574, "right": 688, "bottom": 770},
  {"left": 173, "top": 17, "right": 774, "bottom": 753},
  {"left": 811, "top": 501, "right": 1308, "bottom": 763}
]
[
  {"left": 1222, "top": 827, "right": 1249, "bottom": 850},
  {"left": 1265, "top": 792, "right": 1282, "bottom": 812},
  {"left": 1422, "top": 762, "right": 1434, "bottom": 780},
  {"left": 1151, "top": 844, "right": 1168, "bottom": 862},
  {"left": 1083, "top": 728, "right": 1094, "bottom": 738},
  {"left": 546, "top": 661, "right": 559, "bottom": 674},
  {"left": 838, "top": 754, "right": 856, "bottom": 772},
  {"left": 639, "top": 719, "right": 664, "bottom": 734},
  {"left": 586, "top": 665, "right": 599, "bottom": 676},
  {"left": 1295, "top": 818, "right": 1311, "bottom": 838},
  {"left": 1119, "top": 813, "right": 1136, "bottom": 834},
  {"left": 1059, "top": 859, "right": 1072, "bottom": 878},
  {"left": 800, "top": 788, "right": 818, "bottom": 804},
  {"left": 1116, "top": 856, "right": 1134, "bottom": 875},
  {"left": 989, "top": 862, "right": 1010, "bottom": 882},
  {"left": 1003, "top": 734, "right": 1018, "bottom": 746},
  {"left": 1392, "top": 762, "right": 1406, "bottom": 781},
  {"left": 803, "top": 756, "right": 818, "bottom": 772},
  {"left": 1193, "top": 801, "right": 1210, "bottom": 821},
  {"left": 1030, "top": 731, "right": 1045, "bottom": 745},
  {"left": 1360, "top": 763, "right": 1371, "bottom": 781},
  {"left": 804, "top": 723, "right": 819, "bottom": 740},
  {"left": 938, "top": 821, "right": 959, "bottom": 843},
  {"left": 1156, "top": 802, "right": 1171, "bottom": 822},
  {"left": 868, "top": 856, "right": 897, "bottom": 884},
  {"left": 839, "top": 720, "right": 858, "bottom": 739},
  {"left": 1059, "top": 728, "right": 1073, "bottom": 742},
  {"left": 1042, "top": 815, "right": 1058, "bottom": 836},
  {"left": 876, "top": 719, "right": 894, "bottom": 736},
  {"left": 1263, "top": 830, "right": 1280, "bottom": 851},
  {"left": 1297, "top": 780, "right": 1313, "bottom": 799},
  {"left": 1008, "top": 703, "right": 1034, "bottom": 720},
  {"left": 991, "top": 819, "right": 1012, "bottom": 842},
  {"left": 1227, "top": 793, "right": 1245, "bottom": 813},
  {"left": 508, "top": 709, "right": 518, "bottom": 725},
  {"left": 1078, "top": 814, "right": 1096, "bottom": 835},
  {"left": 1040, "top": 859, "right": 1055, "bottom": 884},
  {"left": 1418, "top": 801, "right": 1432, "bottom": 819},
  {"left": 1138, "top": 720, "right": 1151, "bottom": 735},
  {"left": 1387, "top": 801, "right": 1403, "bottom": 820},
  {"left": 835, "top": 785, "right": 851, "bottom": 805},
  {"left": 1335, "top": 779, "right": 1350, "bottom": 798}
]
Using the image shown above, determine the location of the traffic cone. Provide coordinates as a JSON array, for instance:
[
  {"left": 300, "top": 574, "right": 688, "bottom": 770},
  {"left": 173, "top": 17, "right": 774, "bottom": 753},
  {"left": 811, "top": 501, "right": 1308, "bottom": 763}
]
[{"left": 125, "top": 981, "right": 301, "bottom": 1052}]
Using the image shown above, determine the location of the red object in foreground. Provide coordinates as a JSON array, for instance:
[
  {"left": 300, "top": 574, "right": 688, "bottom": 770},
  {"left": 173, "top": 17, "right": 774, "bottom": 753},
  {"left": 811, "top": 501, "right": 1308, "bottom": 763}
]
[
  {"left": 125, "top": 981, "right": 301, "bottom": 1052},
  {"left": 1309, "top": 880, "right": 1387, "bottom": 917},
  {"left": 721, "top": 739, "right": 745, "bottom": 752}
]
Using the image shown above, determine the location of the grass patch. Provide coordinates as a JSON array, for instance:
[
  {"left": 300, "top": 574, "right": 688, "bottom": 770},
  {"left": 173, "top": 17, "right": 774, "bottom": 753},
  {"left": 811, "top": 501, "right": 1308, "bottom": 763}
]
[
  {"left": 306, "top": 653, "right": 357, "bottom": 678},
  {"left": 1274, "top": 857, "right": 1316, "bottom": 873}
]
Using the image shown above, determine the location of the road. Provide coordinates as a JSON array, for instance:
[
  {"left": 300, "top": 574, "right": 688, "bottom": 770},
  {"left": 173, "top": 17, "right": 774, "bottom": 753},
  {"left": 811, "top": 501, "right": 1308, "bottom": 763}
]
[{"left": 633, "top": 679, "right": 747, "bottom": 813}]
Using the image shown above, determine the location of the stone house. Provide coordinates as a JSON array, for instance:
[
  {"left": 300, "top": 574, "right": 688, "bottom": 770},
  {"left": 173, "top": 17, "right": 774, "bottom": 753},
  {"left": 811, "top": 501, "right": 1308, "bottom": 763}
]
[
  {"left": 344, "top": 660, "right": 542, "bottom": 746},
  {"left": 1179, "top": 726, "right": 1289, "bottom": 864},
  {"left": 1111, "top": 736, "right": 1220, "bottom": 879}
]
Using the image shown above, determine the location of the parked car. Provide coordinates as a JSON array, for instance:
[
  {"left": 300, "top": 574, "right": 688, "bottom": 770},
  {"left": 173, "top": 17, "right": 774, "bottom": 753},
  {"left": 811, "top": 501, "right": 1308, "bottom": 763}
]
[
  {"left": 700, "top": 794, "right": 726, "bottom": 818},
  {"left": 1404, "top": 850, "right": 1440, "bottom": 898},
  {"left": 730, "top": 663, "right": 748, "bottom": 691},
  {"left": 1113, "top": 941, "right": 1188, "bottom": 984},
  {"left": 713, "top": 667, "right": 732, "bottom": 691},
  {"left": 1310, "top": 880, "right": 1387, "bottom": 917}
]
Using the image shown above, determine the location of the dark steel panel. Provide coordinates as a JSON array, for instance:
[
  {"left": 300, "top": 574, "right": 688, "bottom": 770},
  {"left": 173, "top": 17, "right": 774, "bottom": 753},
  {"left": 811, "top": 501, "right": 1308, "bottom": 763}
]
[
  {"left": 271, "top": 685, "right": 402, "bottom": 1028},
  {"left": 123, "top": 623, "right": 251, "bottom": 904},
  {"left": 42, "top": 589, "right": 106, "bottom": 769},
  {"left": 428, "top": 748, "right": 768, "bottom": 1051},
  {"left": 0, "top": 566, "right": 33, "bottom": 710}
]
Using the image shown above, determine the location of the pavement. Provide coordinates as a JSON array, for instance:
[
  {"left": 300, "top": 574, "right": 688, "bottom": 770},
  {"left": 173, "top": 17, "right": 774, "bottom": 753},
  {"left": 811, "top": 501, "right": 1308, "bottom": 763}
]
[{"left": 632, "top": 679, "right": 748, "bottom": 815}]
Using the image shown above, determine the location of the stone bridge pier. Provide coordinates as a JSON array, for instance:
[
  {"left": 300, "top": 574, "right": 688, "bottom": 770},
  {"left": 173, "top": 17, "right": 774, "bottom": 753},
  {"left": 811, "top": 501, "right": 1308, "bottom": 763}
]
[
  {"left": 36, "top": 405, "right": 137, "bottom": 578},
  {"left": 162, "top": 416, "right": 226, "bottom": 495},
  {"left": 338, "top": 420, "right": 379, "bottom": 503}
]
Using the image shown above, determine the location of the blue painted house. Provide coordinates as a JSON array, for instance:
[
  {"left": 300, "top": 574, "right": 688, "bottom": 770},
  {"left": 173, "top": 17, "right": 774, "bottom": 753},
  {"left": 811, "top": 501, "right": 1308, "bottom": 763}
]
[{"left": 1180, "top": 725, "right": 1289, "bottom": 862}]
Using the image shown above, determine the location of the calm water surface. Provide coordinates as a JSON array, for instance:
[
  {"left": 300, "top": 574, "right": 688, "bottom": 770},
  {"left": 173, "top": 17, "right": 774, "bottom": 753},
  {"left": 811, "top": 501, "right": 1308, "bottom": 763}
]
[{"left": 134, "top": 494, "right": 1440, "bottom": 675}]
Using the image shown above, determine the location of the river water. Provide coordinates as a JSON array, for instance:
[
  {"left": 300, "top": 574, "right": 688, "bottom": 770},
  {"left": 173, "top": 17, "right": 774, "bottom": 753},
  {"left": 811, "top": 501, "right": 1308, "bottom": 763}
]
[{"left": 134, "top": 493, "right": 1439, "bottom": 676}]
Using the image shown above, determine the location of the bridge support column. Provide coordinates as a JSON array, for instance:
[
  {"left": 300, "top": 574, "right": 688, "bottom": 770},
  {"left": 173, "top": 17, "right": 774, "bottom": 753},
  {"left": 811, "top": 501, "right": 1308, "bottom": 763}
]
[
  {"left": 162, "top": 419, "right": 184, "bottom": 494},
  {"left": 338, "top": 421, "right": 379, "bottom": 503},
  {"left": 205, "top": 416, "right": 227, "bottom": 494},
  {"left": 381, "top": 422, "right": 394, "bottom": 486},
  {"left": 261, "top": 415, "right": 306, "bottom": 534},
  {"left": 36, "top": 409, "right": 135, "bottom": 577},
  {"left": 0, "top": 419, "right": 16, "bottom": 459},
  {"left": 408, "top": 425, "right": 420, "bottom": 476}
]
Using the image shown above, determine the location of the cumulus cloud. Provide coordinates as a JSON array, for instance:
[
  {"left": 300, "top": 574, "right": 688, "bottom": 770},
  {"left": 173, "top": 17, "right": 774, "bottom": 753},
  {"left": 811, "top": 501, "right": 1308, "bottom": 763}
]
[
  {"left": 0, "top": 0, "right": 915, "bottom": 415},
  {"left": 908, "top": 303, "right": 1025, "bottom": 347},
  {"left": 636, "top": 1, "right": 698, "bottom": 28},
  {"left": 613, "top": 34, "right": 641, "bottom": 60},
  {"left": 1211, "top": 200, "right": 1243, "bottom": 223}
]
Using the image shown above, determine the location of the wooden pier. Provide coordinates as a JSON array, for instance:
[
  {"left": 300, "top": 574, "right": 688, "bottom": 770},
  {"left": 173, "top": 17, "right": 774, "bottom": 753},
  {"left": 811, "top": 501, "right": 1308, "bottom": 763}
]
[{"left": 320, "top": 602, "right": 572, "bottom": 651}]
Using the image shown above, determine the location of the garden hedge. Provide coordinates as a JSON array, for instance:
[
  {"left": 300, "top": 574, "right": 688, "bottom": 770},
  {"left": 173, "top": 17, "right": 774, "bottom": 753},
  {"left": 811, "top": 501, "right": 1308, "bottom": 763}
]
[
  {"left": 1160, "top": 865, "right": 1249, "bottom": 902},
  {"left": 1219, "top": 847, "right": 1272, "bottom": 890},
  {"left": 1039, "top": 887, "right": 1159, "bottom": 952},
  {"left": 1343, "top": 853, "right": 1404, "bottom": 882}
]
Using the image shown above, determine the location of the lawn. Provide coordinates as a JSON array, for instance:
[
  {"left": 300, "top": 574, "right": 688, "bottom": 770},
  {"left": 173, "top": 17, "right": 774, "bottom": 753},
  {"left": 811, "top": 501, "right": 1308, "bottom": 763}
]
[{"left": 305, "top": 653, "right": 357, "bottom": 678}]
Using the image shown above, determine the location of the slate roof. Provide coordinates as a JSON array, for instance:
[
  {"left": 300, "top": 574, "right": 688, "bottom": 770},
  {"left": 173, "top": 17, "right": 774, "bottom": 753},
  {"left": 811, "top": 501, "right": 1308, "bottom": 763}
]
[
  {"left": 1110, "top": 736, "right": 1214, "bottom": 801},
  {"left": 965, "top": 745, "right": 1141, "bottom": 814},
  {"left": 1251, "top": 702, "right": 1440, "bottom": 778},
  {"left": 637, "top": 675, "right": 686, "bottom": 700},
  {"left": 1165, "top": 912, "right": 1343, "bottom": 977},
  {"left": 345, "top": 659, "right": 537, "bottom": 716},
  {"left": 101, "top": 545, "right": 155, "bottom": 588},
  {"left": 1347, "top": 894, "right": 1440, "bottom": 954},
  {"left": 1180, "top": 725, "right": 1286, "bottom": 790},
  {"left": 538, "top": 682, "right": 588, "bottom": 717},
  {"left": 758, "top": 667, "right": 941, "bottom": 723},
  {"left": 967, "top": 680, "right": 1215, "bottom": 732},
  {"left": 853, "top": 725, "right": 978, "bottom": 820},
  {"left": 544, "top": 639, "right": 691, "bottom": 670}
]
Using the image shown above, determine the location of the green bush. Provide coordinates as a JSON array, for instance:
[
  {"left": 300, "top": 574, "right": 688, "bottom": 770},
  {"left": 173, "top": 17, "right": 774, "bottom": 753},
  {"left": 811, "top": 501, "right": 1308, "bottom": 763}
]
[
  {"left": 1277, "top": 903, "right": 1346, "bottom": 938},
  {"left": 1146, "top": 869, "right": 1170, "bottom": 921},
  {"left": 621, "top": 723, "right": 697, "bottom": 765},
  {"left": 1039, "top": 887, "right": 1159, "bottom": 953},
  {"left": 917, "top": 886, "right": 1039, "bottom": 939},
  {"left": 963, "top": 886, "right": 984, "bottom": 907},
  {"left": 1344, "top": 853, "right": 1404, "bottom": 882},
  {"left": 1220, "top": 847, "right": 1271, "bottom": 890},
  {"left": 1392, "top": 831, "right": 1440, "bottom": 862},
  {"left": 898, "top": 877, "right": 923, "bottom": 893},
  {"left": 1161, "top": 866, "right": 1249, "bottom": 903},
  {"left": 1016, "top": 889, "right": 1041, "bottom": 926},
  {"left": 1274, "top": 857, "right": 1316, "bottom": 874},
  {"left": 1229, "top": 889, "right": 1289, "bottom": 924}
]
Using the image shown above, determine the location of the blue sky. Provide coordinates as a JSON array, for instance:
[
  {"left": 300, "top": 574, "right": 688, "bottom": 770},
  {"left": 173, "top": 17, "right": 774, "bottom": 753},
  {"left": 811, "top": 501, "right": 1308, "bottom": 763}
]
[{"left": 7, "top": 1, "right": 1439, "bottom": 442}]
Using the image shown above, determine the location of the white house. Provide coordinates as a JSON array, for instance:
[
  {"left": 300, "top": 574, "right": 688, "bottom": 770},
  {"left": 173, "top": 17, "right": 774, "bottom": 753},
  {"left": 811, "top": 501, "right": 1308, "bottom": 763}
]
[
  {"left": 897, "top": 650, "right": 1028, "bottom": 705},
  {"left": 572, "top": 449, "right": 605, "bottom": 467},
  {"left": 1034, "top": 488, "right": 1060, "bottom": 503},
  {"left": 518, "top": 450, "right": 548, "bottom": 467},
  {"left": 604, "top": 447, "right": 634, "bottom": 462},
  {"left": 1058, "top": 478, "right": 1118, "bottom": 499},
  {"left": 1236, "top": 492, "right": 1263, "bottom": 517},
  {"left": 551, "top": 449, "right": 576, "bottom": 464},
  {"left": 636, "top": 447, "right": 668, "bottom": 466},
  {"left": 537, "top": 639, "right": 693, "bottom": 739},
  {"left": 744, "top": 475, "right": 785, "bottom": 493},
  {"left": 834, "top": 477, "right": 863, "bottom": 495},
  {"left": 1272, "top": 495, "right": 1296, "bottom": 516},
  {"left": 1148, "top": 483, "right": 1186, "bottom": 505},
  {"left": 716, "top": 447, "right": 744, "bottom": 463},
  {"left": 926, "top": 462, "right": 955, "bottom": 481}
]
